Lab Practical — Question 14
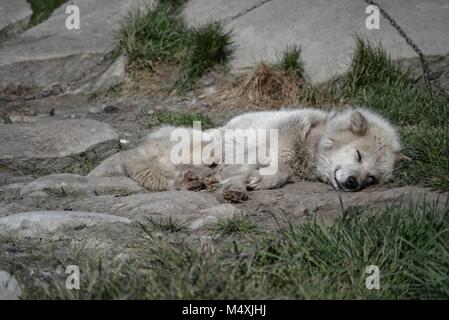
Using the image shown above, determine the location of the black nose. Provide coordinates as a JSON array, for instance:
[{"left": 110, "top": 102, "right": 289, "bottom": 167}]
[{"left": 344, "top": 176, "right": 359, "bottom": 190}]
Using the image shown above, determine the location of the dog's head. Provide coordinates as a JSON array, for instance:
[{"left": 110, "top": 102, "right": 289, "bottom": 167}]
[{"left": 315, "top": 108, "right": 402, "bottom": 191}]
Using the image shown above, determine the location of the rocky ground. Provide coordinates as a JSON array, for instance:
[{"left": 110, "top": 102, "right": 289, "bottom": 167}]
[{"left": 0, "top": 0, "right": 448, "bottom": 299}]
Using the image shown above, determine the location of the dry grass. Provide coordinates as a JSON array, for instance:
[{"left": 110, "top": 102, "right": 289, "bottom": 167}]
[
  {"left": 121, "top": 62, "right": 181, "bottom": 98},
  {"left": 211, "top": 63, "right": 304, "bottom": 109}
]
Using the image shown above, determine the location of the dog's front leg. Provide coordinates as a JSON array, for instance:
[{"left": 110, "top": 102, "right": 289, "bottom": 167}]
[{"left": 246, "top": 162, "right": 292, "bottom": 190}]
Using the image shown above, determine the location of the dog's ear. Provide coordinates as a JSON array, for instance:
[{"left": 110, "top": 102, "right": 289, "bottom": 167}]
[{"left": 349, "top": 111, "right": 367, "bottom": 136}]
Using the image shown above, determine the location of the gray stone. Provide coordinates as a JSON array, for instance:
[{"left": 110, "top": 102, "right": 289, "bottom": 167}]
[
  {"left": 87, "top": 152, "right": 126, "bottom": 177},
  {"left": 0, "top": 270, "right": 21, "bottom": 300},
  {"left": 93, "top": 55, "right": 127, "bottom": 91},
  {"left": 0, "top": 119, "right": 119, "bottom": 175},
  {"left": 0, "top": 211, "right": 132, "bottom": 238},
  {"left": 0, "top": 0, "right": 151, "bottom": 88},
  {"left": 235, "top": 181, "right": 449, "bottom": 225},
  {"left": 183, "top": 0, "right": 449, "bottom": 83},
  {"left": 0, "top": 0, "right": 32, "bottom": 39},
  {"left": 399, "top": 53, "right": 449, "bottom": 95},
  {"left": 0, "top": 182, "right": 26, "bottom": 201},
  {"left": 20, "top": 173, "right": 145, "bottom": 198},
  {"left": 189, "top": 204, "right": 241, "bottom": 230},
  {"left": 68, "top": 191, "right": 220, "bottom": 223}
]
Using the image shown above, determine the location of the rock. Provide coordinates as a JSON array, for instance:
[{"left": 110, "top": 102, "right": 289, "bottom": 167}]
[
  {"left": 103, "top": 104, "right": 120, "bottom": 114},
  {"left": 88, "top": 107, "right": 102, "bottom": 114},
  {"left": 0, "top": 211, "right": 132, "bottom": 238},
  {"left": 399, "top": 53, "right": 449, "bottom": 95},
  {"left": 189, "top": 204, "right": 241, "bottom": 230},
  {"left": 0, "top": 0, "right": 32, "bottom": 40},
  {"left": 0, "top": 270, "right": 21, "bottom": 300},
  {"left": 235, "top": 181, "right": 449, "bottom": 225},
  {"left": 87, "top": 152, "right": 126, "bottom": 177},
  {"left": 0, "top": 119, "right": 119, "bottom": 175},
  {"left": 0, "top": 0, "right": 151, "bottom": 88},
  {"left": 20, "top": 173, "right": 145, "bottom": 197},
  {"left": 93, "top": 55, "right": 127, "bottom": 91},
  {"left": 0, "top": 182, "right": 26, "bottom": 201},
  {"left": 8, "top": 115, "right": 40, "bottom": 123},
  {"left": 50, "top": 83, "right": 64, "bottom": 96},
  {"left": 68, "top": 191, "right": 220, "bottom": 223},
  {"left": 183, "top": 0, "right": 449, "bottom": 83}
]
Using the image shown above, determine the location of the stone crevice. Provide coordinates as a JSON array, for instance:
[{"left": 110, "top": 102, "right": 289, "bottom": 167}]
[{"left": 221, "top": 0, "right": 273, "bottom": 25}]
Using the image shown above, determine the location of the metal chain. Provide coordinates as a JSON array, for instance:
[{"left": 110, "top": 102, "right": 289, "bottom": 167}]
[{"left": 364, "top": 0, "right": 449, "bottom": 100}]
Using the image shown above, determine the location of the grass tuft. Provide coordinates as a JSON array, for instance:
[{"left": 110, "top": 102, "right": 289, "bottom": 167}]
[
  {"left": 228, "top": 63, "right": 303, "bottom": 108},
  {"left": 118, "top": 4, "right": 188, "bottom": 69},
  {"left": 146, "top": 216, "right": 187, "bottom": 233},
  {"left": 215, "top": 216, "right": 257, "bottom": 236},
  {"left": 27, "top": 0, "right": 67, "bottom": 27},
  {"left": 393, "top": 126, "right": 449, "bottom": 191},
  {"left": 274, "top": 44, "right": 304, "bottom": 77},
  {"left": 177, "top": 22, "right": 233, "bottom": 90},
  {"left": 63, "top": 152, "right": 103, "bottom": 176},
  {"left": 342, "top": 37, "right": 409, "bottom": 98},
  {"left": 118, "top": 3, "right": 233, "bottom": 91}
]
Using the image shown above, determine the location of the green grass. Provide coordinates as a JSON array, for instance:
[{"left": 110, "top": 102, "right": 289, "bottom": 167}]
[
  {"left": 149, "top": 110, "right": 215, "bottom": 129},
  {"left": 118, "top": 2, "right": 233, "bottom": 91},
  {"left": 344, "top": 38, "right": 449, "bottom": 126},
  {"left": 342, "top": 37, "right": 409, "bottom": 98},
  {"left": 63, "top": 152, "right": 103, "bottom": 176},
  {"left": 351, "top": 82, "right": 448, "bottom": 126},
  {"left": 274, "top": 44, "right": 304, "bottom": 77},
  {"left": 215, "top": 216, "right": 258, "bottom": 236},
  {"left": 393, "top": 126, "right": 449, "bottom": 190},
  {"left": 118, "top": 4, "right": 188, "bottom": 68},
  {"left": 143, "top": 216, "right": 187, "bottom": 233},
  {"left": 27, "top": 0, "right": 67, "bottom": 27},
  {"left": 176, "top": 22, "right": 233, "bottom": 89},
  {"left": 17, "top": 201, "right": 449, "bottom": 299}
]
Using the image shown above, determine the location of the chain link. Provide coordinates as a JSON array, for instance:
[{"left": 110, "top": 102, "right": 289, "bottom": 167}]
[{"left": 364, "top": 0, "right": 449, "bottom": 101}]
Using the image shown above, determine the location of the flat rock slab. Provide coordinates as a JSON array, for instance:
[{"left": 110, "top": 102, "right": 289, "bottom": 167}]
[
  {"left": 0, "top": 0, "right": 150, "bottom": 88},
  {"left": 68, "top": 191, "right": 221, "bottom": 223},
  {"left": 0, "top": 211, "right": 132, "bottom": 238},
  {"left": 0, "top": 0, "right": 32, "bottom": 37},
  {"left": 236, "top": 181, "right": 448, "bottom": 224},
  {"left": 20, "top": 173, "right": 145, "bottom": 198},
  {"left": 184, "top": 0, "right": 449, "bottom": 83},
  {"left": 0, "top": 119, "right": 119, "bottom": 175}
]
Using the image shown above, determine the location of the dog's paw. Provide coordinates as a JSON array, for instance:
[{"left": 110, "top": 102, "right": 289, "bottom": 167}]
[
  {"left": 180, "top": 169, "right": 204, "bottom": 191},
  {"left": 204, "top": 172, "right": 220, "bottom": 191},
  {"left": 246, "top": 171, "right": 285, "bottom": 190},
  {"left": 222, "top": 184, "right": 248, "bottom": 202}
]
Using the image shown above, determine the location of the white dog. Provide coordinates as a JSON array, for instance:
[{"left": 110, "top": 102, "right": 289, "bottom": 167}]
[{"left": 93, "top": 107, "right": 403, "bottom": 200}]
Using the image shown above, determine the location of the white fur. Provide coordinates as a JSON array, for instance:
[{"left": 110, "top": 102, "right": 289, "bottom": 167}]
[{"left": 105, "top": 107, "right": 401, "bottom": 195}]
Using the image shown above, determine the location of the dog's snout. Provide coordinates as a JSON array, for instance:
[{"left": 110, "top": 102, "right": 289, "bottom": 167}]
[{"left": 344, "top": 176, "right": 359, "bottom": 190}]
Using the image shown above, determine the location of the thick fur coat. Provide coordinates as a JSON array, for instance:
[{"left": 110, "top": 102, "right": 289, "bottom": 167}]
[{"left": 94, "top": 107, "right": 402, "bottom": 199}]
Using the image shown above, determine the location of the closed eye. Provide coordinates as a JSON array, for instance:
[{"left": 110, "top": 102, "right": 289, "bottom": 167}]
[
  {"left": 356, "top": 150, "right": 362, "bottom": 162},
  {"left": 367, "top": 175, "right": 377, "bottom": 184}
]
